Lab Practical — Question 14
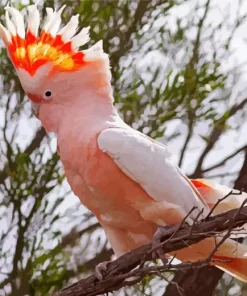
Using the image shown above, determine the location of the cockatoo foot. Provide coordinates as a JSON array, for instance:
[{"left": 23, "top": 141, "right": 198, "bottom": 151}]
[
  {"left": 152, "top": 225, "right": 176, "bottom": 265},
  {"left": 95, "top": 261, "right": 110, "bottom": 280}
]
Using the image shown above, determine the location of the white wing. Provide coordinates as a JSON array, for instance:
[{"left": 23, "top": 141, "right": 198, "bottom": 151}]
[{"left": 98, "top": 127, "right": 209, "bottom": 219}]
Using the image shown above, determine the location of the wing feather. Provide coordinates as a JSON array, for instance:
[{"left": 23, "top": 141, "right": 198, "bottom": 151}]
[{"left": 98, "top": 127, "right": 209, "bottom": 217}]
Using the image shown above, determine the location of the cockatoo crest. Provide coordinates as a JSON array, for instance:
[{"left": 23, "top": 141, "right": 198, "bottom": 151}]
[{"left": 0, "top": 2, "right": 104, "bottom": 76}]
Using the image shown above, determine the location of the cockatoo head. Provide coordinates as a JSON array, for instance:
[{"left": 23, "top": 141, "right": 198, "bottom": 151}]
[{"left": 0, "top": 3, "right": 112, "bottom": 132}]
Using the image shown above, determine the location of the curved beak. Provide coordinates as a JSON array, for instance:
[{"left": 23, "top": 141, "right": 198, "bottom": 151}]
[{"left": 31, "top": 102, "right": 40, "bottom": 118}]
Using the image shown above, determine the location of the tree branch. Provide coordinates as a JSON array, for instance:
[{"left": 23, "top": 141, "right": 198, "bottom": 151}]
[
  {"left": 53, "top": 203, "right": 247, "bottom": 296},
  {"left": 61, "top": 223, "right": 100, "bottom": 248},
  {"left": 189, "top": 144, "right": 247, "bottom": 176},
  {"left": 191, "top": 98, "right": 247, "bottom": 178},
  {"left": 234, "top": 147, "right": 247, "bottom": 192}
]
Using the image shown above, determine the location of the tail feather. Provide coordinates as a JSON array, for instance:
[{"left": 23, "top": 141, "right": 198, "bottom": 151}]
[
  {"left": 192, "top": 178, "right": 247, "bottom": 238},
  {"left": 191, "top": 179, "right": 247, "bottom": 214},
  {"left": 213, "top": 257, "right": 247, "bottom": 282},
  {"left": 170, "top": 237, "right": 247, "bottom": 282}
]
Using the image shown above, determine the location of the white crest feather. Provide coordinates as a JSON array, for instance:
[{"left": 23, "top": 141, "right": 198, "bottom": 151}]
[
  {"left": 5, "top": 9, "right": 16, "bottom": 37},
  {"left": 87, "top": 40, "right": 103, "bottom": 52},
  {"left": 58, "top": 14, "right": 79, "bottom": 42},
  {"left": 71, "top": 26, "right": 90, "bottom": 50},
  {"left": 0, "top": 23, "right": 11, "bottom": 44},
  {"left": 44, "top": 5, "right": 66, "bottom": 37},
  {"left": 43, "top": 7, "right": 55, "bottom": 32},
  {"left": 27, "top": 4, "right": 40, "bottom": 37},
  {"left": 5, "top": 6, "right": 25, "bottom": 39},
  {"left": 83, "top": 40, "right": 106, "bottom": 62}
]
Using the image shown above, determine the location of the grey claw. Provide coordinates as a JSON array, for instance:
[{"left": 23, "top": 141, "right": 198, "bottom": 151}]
[
  {"left": 152, "top": 225, "right": 170, "bottom": 265},
  {"left": 95, "top": 261, "right": 110, "bottom": 280}
]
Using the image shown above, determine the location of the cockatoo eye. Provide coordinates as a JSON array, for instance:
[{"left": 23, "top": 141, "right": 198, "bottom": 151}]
[{"left": 44, "top": 90, "right": 52, "bottom": 99}]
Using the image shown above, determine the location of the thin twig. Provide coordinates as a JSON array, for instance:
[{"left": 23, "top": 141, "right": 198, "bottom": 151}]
[{"left": 205, "top": 189, "right": 243, "bottom": 220}]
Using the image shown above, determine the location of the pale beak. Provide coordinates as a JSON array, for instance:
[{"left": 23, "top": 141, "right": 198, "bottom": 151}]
[{"left": 31, "top": 103, "right": 40, "bottom": 118}]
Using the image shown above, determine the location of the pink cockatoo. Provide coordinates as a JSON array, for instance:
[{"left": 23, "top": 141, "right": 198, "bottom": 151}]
[{"left": 1, "top": 3, "right": 247, "bottom": 282}]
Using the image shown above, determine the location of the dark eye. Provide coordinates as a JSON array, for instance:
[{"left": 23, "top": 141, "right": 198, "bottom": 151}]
[{"left": 44, "top": 90, "right": 52, "bottom": 98}]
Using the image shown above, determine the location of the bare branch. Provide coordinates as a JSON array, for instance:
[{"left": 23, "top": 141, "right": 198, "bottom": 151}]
[
  {"left": 53, "top": 204, "right": 247, "bottom": 296},
  {"left": 234, "top": 147, "right": 247, "bottom": 192},
  {"left": 192, "top": 98, "right": 247, "bottom": 178},
  {"left": 61, "top": 223, "right": 100, "bottom": 248},
  {"left": 192, "top": 144, "right": 247, "bottom": 175}
]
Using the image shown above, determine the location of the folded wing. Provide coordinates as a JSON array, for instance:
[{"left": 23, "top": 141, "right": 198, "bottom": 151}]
[{"left": 98, "top": 127, "right": 209, "bottom": 221}]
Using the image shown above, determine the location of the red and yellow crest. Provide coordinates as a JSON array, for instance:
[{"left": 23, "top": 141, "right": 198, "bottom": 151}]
[{"left": 0, "top": 4, "right": 92, "bottom": 76}]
